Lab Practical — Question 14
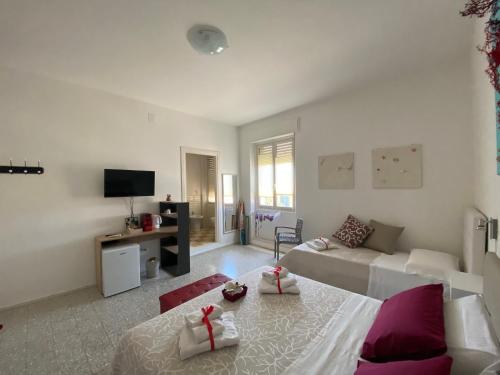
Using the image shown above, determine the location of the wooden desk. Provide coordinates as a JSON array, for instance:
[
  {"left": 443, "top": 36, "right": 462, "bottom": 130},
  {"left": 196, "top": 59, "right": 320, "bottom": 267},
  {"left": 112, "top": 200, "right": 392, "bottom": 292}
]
[{"left": 95, "top": 227, "right": 178, "bottom": 295}]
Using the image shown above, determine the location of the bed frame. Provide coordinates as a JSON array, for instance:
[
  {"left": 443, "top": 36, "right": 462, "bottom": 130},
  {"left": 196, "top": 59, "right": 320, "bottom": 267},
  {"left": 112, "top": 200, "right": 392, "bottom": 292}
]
[
  {"left": 484, "top": 251, "right": 500, "bottom": 338},
  {"left": 463, "top": 207, "right": 488, "bottom": 275}
]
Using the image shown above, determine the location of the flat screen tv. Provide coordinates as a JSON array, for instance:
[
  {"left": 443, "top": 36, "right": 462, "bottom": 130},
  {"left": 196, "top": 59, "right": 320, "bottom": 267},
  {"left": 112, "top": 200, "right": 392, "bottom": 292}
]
[{"left": 104, "top": 169, "right": 155, "bottom": 197}]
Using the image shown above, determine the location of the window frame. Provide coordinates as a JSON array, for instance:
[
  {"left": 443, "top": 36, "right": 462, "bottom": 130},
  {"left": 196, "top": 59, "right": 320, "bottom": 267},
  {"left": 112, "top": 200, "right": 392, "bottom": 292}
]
[{"left": 255, "top": 135, "right": 295, "bottom": 212}]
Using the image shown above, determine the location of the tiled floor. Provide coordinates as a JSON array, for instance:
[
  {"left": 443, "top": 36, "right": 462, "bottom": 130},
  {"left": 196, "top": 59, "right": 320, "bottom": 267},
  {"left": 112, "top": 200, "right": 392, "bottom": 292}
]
[
  {"left": 190, "top": 227, "right": 216, "bottom": 247},
  {"left": 0, "top": 245, "right": 275, "bottom": 375}
]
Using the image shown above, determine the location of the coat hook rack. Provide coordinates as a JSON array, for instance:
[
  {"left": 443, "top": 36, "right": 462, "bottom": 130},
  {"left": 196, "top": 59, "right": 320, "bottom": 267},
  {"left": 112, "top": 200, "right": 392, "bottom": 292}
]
[{"left": 0, "top": 159, "right": 44, "bottom": 175}]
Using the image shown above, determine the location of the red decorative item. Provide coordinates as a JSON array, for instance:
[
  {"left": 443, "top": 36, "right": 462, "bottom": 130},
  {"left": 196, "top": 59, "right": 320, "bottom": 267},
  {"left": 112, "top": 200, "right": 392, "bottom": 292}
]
[
  {"left": 222, "top": 285, "right": 248, "bottom": 302},
  {"left": 332, "top": 214, "right": 374, "bottom": 248},
  {"left": 141, "top": 213, "right": 153, "bottom": 232},
  {"left": 201, "top": 305, "right": 216, "bottom": 351},
  {"left": 274, "top": 266, "right": 283, "bottom": 294},
  {"left": 461, "top": 0, "right": 500, "bottom": 119}
]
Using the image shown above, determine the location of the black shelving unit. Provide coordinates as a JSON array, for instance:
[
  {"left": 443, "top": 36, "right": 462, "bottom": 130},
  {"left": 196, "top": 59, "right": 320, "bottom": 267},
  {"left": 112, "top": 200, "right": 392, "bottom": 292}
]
[{"left": 159, "top": 202, "right": 190, "bottom": 276}]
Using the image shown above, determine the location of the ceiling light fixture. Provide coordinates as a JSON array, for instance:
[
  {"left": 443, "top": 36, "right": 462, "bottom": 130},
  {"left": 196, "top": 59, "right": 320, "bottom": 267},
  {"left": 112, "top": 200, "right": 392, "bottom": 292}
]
[{"left": 187, "top": 25, "right": 228, "bottom": 55}]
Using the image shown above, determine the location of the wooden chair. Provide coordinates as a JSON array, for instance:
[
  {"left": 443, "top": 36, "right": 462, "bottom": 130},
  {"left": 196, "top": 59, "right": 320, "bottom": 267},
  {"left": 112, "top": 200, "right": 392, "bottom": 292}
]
[{"left": 274, "top": 218, "right": 303, "bottom": 260}]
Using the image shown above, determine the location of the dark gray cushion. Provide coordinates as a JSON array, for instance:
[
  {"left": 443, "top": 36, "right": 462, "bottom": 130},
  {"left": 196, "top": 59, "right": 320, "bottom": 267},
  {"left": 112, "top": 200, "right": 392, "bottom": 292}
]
[{"left": 363, "top": 220, "right": 404, "bottom": 255}]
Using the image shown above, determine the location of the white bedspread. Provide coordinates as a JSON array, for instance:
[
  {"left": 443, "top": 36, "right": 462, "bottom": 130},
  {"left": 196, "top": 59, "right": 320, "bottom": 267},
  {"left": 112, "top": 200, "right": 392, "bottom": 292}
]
[
  {"left": 112, "top": 266, "right": 378, "bottom": 375},
  {"left": 367, "top": 253, "right": 459, "bottom": 300},
  {"left": 278, "top": 243, "right": 383, "bottom": 294},
  {"left": 283, "top": 293, "right": 381, "bottom": 375}
]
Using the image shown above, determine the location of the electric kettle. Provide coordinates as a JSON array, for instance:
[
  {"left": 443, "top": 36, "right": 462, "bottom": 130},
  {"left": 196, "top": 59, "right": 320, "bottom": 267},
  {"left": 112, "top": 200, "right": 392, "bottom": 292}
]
[{"left": 152, "top": 214, "right": 162, "bottom": 229}]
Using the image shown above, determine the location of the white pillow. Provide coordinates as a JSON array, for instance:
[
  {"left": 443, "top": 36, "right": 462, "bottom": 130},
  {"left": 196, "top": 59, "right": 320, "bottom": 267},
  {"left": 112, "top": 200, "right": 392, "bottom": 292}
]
[
  {"left": 445, "top": 295, "right": 500, "bottom": 375},
  {"left": 404, "top": 248, "right": 459, "bottom": 280}
]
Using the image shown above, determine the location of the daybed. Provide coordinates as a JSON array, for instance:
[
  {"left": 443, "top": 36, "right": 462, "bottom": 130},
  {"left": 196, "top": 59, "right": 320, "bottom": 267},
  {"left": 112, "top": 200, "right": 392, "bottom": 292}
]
[{"left": 278, "top": 242, "right": 409, "bottom": 294}]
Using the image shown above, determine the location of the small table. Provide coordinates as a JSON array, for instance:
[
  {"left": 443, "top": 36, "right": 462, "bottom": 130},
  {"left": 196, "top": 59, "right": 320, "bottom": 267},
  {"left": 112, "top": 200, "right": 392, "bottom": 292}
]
[{"left": 95, "top": 227, "right": 178, "bottom": 295}]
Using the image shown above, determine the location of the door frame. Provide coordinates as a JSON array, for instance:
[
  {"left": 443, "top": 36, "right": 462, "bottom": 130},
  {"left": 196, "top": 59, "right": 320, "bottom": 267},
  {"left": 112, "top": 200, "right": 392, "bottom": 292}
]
[{"left": 180, "top": 146, "right": 221, "bottom": 243}]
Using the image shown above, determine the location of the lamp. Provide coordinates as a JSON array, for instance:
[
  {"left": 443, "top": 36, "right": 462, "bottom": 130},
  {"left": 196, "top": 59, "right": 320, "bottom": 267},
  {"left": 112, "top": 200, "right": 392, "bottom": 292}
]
[
  {"left": 208, "top": 191, "right": 216, "bottom": 203},
  {"left": 187, "top": 25, "right": 228, "bottom": 55}
]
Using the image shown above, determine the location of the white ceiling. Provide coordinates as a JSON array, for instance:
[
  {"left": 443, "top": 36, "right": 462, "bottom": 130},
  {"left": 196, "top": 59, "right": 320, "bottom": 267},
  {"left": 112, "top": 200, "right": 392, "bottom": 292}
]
[{"left": 0, "top": 0, "right": 473, "bottom": 125}]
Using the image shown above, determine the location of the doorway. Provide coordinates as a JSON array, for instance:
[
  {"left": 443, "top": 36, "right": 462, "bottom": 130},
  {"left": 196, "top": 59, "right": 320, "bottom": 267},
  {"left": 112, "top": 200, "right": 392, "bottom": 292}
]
[{"left": 181, "top": 147, "right": 220, "bottom": 251}]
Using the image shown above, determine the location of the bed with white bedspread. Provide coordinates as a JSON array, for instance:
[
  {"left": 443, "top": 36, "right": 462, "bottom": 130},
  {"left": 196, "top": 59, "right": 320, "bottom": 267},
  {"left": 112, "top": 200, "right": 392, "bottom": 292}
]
[
  {"left": 278, "top": 242, "right": 409, "bottom": 294},
  {"left": 113, "top": 253, "right": 500, "bottom": 375},
  {"left": 278, "top": 208, "right": 487, "bottom": 298},
  {"left": 112, "top": 267, "right": 381, "bottom": 375}
]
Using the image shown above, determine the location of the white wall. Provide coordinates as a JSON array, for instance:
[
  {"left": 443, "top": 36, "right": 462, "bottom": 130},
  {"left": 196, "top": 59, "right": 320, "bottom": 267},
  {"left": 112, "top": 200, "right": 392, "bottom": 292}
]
[
  {"left": 0, "top": 67, "right": 238, "bottom": 309},
  {"left": 239, "top": 60, "right": 474, "bottom": 256},
  {"left": 471, "top": 19, "right": 500, "bottom": 255}
]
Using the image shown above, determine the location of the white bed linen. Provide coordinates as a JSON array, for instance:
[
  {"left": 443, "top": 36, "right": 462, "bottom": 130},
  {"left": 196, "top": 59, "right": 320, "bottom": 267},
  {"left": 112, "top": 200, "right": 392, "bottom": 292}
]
[
  {"left": 278, "top": 243, "right": 384, "bottom": 294},
  {"left": 283, "top": 293, "right": 381, "bottom": 375},
  {"left": 367, "top": 254, "right": 480, "bottom": 301},
  {"left": 445, "top": 295, "right": 500, "bottom": 355},
  {"left": 367, "top": 252, "right": 434, "bottom": 300},
  {"left": 368, "top": 264, "right": 454, "bottom": 300},
  {"left": 279, "top": 243, "right": 415, "bottom": 293},
  {"left": 405, "top": 248, "right": 460, "bottom": 279},
  {"left": 112, "top": 266, "right": 378, "bottom": 375}
]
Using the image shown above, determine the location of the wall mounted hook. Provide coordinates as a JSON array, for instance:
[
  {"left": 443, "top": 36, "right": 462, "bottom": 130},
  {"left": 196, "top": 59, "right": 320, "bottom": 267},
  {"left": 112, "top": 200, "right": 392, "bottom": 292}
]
[{"left": 0, "top": 159, "right": 45, "bottom": 175}]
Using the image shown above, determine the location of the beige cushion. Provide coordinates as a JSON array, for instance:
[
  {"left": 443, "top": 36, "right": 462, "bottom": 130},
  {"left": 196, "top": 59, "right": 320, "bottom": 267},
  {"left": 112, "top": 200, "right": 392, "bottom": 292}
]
[
  {"left": 363, "top": 220, "right": 404, "bottom": 255},
  {"left": 404, "top": 249, "right": 460, "bottom": 280}
]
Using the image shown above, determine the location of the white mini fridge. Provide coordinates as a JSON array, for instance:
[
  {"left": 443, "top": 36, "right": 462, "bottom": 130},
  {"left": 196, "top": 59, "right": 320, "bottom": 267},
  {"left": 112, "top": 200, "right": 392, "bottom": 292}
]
[{"left": 102, "top": 243, "right": 141, "bottom": 297}]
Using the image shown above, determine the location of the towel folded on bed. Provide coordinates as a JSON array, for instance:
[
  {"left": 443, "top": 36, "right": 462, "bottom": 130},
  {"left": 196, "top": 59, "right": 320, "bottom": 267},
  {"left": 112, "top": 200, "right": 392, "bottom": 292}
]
[
  {"left": 258, "top": 278, "right": 300, "bottom": 294},
  {"left": 191, "top": 319, "right": 225, "bottom": 344},
  {"left": 267, "top": 274, "right": 297, "bottom": 288},
  {"left": 185, "top": 303, "right": 223, "bottom": 328},
  {"left": 262, "top": 266, "right": 289, "bottom": 282},
  {"left": 179, "top": 312, "right": 240, "bottom": 360},
  {"left": 306, "top": 237, "right": 338, "bottom": 251}
]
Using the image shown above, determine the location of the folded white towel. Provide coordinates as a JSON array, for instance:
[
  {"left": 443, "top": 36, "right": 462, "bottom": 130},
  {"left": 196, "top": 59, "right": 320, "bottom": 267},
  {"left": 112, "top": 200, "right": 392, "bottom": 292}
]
[
  {"left": 314, "top": 236, "right": 331, "bottom": 246},
  {"left": 258, "top": 278, "right": 300, "bottom": 294},
  {"left": 179, "top": 312, "right": 240, "bottom": 360},
  {"left": 268, "top": 274, "right": 297, "bottom": 288},
  {"left": 191, "top": 319, "right": 225, "bottom": 344},
  {"left": 262, "top": 266, "right": 289, "bottom": 283},
  {"left": 306, "top": 238, "right": 338, "bottom": 251},
  {"left": 185, "top": 304, "right": 223, "bottom": 328}
]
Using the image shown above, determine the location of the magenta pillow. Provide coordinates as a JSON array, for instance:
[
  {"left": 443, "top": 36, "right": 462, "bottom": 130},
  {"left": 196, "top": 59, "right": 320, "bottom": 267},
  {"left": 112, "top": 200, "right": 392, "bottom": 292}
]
[
  {"left": 361, "top": 283, "right": 446, "bottom": 362},
  {"left": 355, "top": 356, "right": 453, "bottom": 375},
  {"left": 332, "top": 215, "right": 373, "bottom": 248}
]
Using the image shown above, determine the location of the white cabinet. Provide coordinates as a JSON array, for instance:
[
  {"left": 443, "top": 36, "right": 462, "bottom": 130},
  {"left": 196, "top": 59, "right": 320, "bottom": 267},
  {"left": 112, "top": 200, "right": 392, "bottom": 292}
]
[{"left": 102, "top": 243, "right": 141, "bottom": 297}]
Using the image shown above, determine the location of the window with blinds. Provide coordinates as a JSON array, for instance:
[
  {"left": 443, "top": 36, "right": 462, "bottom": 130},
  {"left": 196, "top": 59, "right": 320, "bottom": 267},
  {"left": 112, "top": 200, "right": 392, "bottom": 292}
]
[{"left": 256, "top": 136, "right": 295, "bottom": 210}]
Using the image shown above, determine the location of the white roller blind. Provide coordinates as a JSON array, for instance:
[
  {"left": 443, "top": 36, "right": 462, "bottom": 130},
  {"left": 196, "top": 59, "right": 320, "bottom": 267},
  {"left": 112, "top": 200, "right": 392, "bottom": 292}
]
[
  {"left": 257, "top": 143, "right": 274, "bottom": 207},
  {"left": 256, "top": 136, "right": 294, "bottom": 209},
  {"left": 275, "top": 139, "right": 294, "bottom": 208}
]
